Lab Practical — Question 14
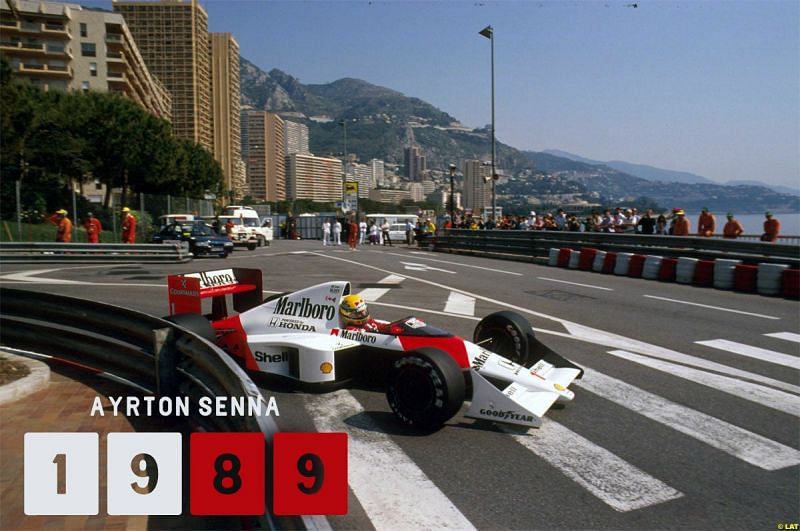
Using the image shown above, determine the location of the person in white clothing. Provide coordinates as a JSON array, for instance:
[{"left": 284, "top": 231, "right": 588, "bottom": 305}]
[
  {"left": 333, "top": 219, "right": 342, "bottom": 245},
  {"left": 368, "top": 221, "right": 379, "bottom": 244},
  {"left": 359, "top": 220, "right": 367, "bottom": 245},
  {"left": 322, "top": 220, "right": 331, "bottom": 246}
]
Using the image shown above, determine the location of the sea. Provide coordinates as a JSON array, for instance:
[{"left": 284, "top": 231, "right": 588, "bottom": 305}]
[{"left": 683, "top": 212, "right": 800, "bottom": 236}]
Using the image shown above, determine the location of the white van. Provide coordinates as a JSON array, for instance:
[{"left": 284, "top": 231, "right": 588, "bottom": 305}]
[{"left": 221, "top": 206, "right": 273, "bottom": 246}]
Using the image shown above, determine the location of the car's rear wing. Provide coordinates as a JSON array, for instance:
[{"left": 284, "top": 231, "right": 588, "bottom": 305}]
[{"left": 167, "top": 268, "right": 262, "bottom": 319}]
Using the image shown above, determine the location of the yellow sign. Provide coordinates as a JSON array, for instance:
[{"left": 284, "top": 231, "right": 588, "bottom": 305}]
[{"left": 344, "top": 182, "right": 358, "bottom": 194}]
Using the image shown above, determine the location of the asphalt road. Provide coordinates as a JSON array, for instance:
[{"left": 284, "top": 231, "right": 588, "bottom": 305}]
[{"left": 1, "top": 239, "right": 798, "bottom": 530}]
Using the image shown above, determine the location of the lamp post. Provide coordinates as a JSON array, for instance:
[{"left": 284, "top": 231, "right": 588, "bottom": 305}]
[
  {"left": 448, "top": 164, "right": 457, "bottom": 225},
  {"left": 479, "top": 24, "right": 497, "bottom": 225}
]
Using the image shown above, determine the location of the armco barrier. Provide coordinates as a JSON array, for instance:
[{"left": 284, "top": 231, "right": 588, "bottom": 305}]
[
  {"left": 0, "top": 242, "right": 192, "bottom": 263},
  {"left": 676, "top": 257, "right": 698, "bottom": 284},
  {"left": 602, "top": 252, "right": 617, "bottom": 274},
  {"left": 642, "top": 255, "right": 662, "bottom": 280},
  {"left": 713, "top": 259, "right": 740, "bottom": 290},
  {"left": 568, "top": 250, "right": 581, "bottom": 269},
  {"left": 783, "top": 269, "right": 800, "bottom": 299},
  {"left": 627, "top": 254, "right": 646, "bottom": 278},
  {"left": 693, "top": 260, "right": 715, "bottom": 287},
  {"left": 659, "top": 258, "right": 678, "bottom": 282},
  {"left": 592, "top": 250, "right": 607, "bottom": 272},
  {"left": 757, "top": 263, "right": 789, "bottom": 296},
  {"left": 735, "top": 264, "right": 758, "bottom": 292},
  {"left": 614, "top": 252, "right": 633, "bottom": 275},
  {"left": 0, "top": 288, "right": 290, "bottom": 530},
  {"left": 579, "top": 248, "right": 597, "bottom": 270}
]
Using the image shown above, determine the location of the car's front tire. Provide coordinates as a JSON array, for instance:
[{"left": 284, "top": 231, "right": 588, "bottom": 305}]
[
  {"left": 386, "top": 348, "right": 465, "bottom": 432},
  {"left": 473, "top": 311, "right": 534, "bottom": 366}
]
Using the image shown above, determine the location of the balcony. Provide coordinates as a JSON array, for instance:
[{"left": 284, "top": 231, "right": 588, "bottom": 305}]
[
  {"left": 0, "top": 19, "right": 20, "bottom": 31},
  {"left": 41, "top": 22, "right": 71, "bottom": 38},
  {"left": 18, "top": 62, "right": 72, "bottom": 77},
  {"left": 105, "top": 33, "right": 123, "bottom": 45},
  {"left": 106, "top": 50, "right": 125, "bottom": 63},
  {"left": 0, "top": 41, "right": 45, "bottom": 54},
  {"left": 46, "top": 44, "right": 72, "bottom": 58}
]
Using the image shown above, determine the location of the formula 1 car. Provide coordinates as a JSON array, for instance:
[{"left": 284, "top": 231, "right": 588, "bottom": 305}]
[{"left": 166, "top": 268, "right": 583, "bottom": 431}]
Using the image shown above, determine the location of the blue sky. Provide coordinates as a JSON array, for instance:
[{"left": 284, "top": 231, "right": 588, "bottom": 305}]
[{"left": 86, "top": 0, "right": 799, "bottom": 188}]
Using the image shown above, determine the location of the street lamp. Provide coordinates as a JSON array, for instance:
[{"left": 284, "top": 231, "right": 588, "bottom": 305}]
[
  {"left": 449, "top": 163, "right": 457, "bottom": 225},
  {"left": 479, "top": 24, "right": 497, "bottom": 225}
]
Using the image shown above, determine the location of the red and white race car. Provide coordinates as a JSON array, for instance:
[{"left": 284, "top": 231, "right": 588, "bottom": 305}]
[{"left": 166, "top": 268, "right": 583, "bottom": 431}]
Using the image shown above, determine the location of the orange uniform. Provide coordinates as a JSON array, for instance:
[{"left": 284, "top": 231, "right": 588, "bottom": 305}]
[
  {"left": 673, "top": 216, "right": 690, "bottom": 236},
  {"left": 48, "top": 213, "right": 73, "bottom": 242},
  {"left": 697, "top": 212, "right": 715, "bottom": 237},
  {"left": 762, "top": 218, "right": 780, "bottom": 242},
  {"left": 84, "top": 217, "right": 102, "bottom": 243},
  {"left": 122, "top": 213, "right": 137, "bottom": 244},
  {"left": 722, "top": 219, "right": 744, "bottom": 238}
]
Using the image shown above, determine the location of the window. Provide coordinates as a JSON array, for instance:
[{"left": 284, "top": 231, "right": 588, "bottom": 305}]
[
  {"left": 81, "top": 81, "right": 89, "bottom": 92},
  {"left": 80, "top": 42, "right": 95, "bottom": 57},
  {"left": 80, "top": 23, "right": 87, "bottom": 37},
  {"left": 89, "top": 62, "right": 97, "bottom": 76}
]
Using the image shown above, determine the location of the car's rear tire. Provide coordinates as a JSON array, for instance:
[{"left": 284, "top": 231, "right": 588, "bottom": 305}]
[
  {"left": 164, "top": 313, "right": 216, "bottom": 343},
  {"left": 386, "top": 348, "right": 465, "bottom": 432},
  {"left": 473, "top": 311, "right": 533, "bottom": 366}
]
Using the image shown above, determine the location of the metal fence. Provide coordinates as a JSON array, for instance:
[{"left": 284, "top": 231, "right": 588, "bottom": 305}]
[
  {"left": 0, "top": 242, "right": 192, "bottom": 263},
  {"left": 433, "top": 229, "right": 800, "bottom": 267}
]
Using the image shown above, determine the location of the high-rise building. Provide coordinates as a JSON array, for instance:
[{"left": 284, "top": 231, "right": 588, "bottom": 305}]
[
  {"left": 403, "top": 146, "right": 426, "bottom": 181},
  {"left": 114, "top": 0, "right": 212, "bottom": 151},
  {"left": 210, "top": 32, "right": 240, "bottom": 201},
  {"left": 240, "top": 104, "right": 253, "bottom": 161},
  {"left": 284, "top": 120, "right": 309, "bottom": 155},
  {"left": 349, "top": 162, "right": 370, "bottom": 199},
  {"left": 246, "top": 111, "right": 285, "bottom": 202},
  {"left": 285, "top": 153, "right": 342, "bottom": 202},
  {"left": 0, "top": 0, "right": 170, "bottom": 119},
  {"left": 369, "top": 159, "right": 384, "bottom": 188},
  {"left": 463, "top": 159, "right": 490, "bottom": 214}
]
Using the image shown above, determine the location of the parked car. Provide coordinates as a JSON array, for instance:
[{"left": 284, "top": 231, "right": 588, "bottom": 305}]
[{"left": 152, "top": 221, "right": 233, "bottom": 258}]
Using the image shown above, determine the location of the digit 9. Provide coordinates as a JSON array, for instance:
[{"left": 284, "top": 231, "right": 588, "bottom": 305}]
[{"left": 296, "top": 453, "right": 324, "bottom": 494}]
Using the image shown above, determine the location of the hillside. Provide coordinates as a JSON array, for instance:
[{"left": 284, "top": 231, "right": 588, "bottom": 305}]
[{"left": 239, "top": 58, "right": 799, "bottom": 214}]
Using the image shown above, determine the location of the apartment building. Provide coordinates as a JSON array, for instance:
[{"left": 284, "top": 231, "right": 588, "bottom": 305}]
[
  {"left": 285, "top": 153, "right": 343, "bottom": 202},
  {"left": 246, "top": 111, "right": 285, "bottom": 202},
  {"left": 284, "top": 120, "right": 309, "bottom": 155},
  {"left": 210, "top": 32, "right": 240, "bottom": 201},
  {"left": 0, "top": 0, "right": 170, "bottom": 118},
  {"left": 113, "top": 0, "right": 212, "bottom": 151},
  {"left": 404, "top": 145, "right": 426, "bottom": 182},
  {"left": 463, "top": 159, "right": 490, "bottom": 213}
]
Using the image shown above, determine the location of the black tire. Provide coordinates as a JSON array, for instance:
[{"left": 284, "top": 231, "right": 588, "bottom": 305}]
[
  {"left": 386, "top": 348, "right": 465, "bottom": 432},
  {"left": 246, "top": 241, "right": 257, "bottom": 251},
  {"left": 164, "top": 313, "right": 216, "bottom": 343},
  {"left": 258, "top": 236, "right": 266, "bottom": 247},
  {"left": 473, "top": 311, "right": 533, "bottom": 366}
]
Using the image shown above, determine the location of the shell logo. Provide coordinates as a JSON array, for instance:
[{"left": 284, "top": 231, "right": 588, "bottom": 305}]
[{"left": 320, "top": 362, "right": 333, "bottom": 374}]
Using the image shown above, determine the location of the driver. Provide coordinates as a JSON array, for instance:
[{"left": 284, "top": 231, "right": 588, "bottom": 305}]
[{"left": 339, "top": 294, "right": 388, "bottom": 333}]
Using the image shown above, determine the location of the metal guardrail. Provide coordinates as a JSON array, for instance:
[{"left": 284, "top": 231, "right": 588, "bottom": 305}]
[
  {"left": 0, "top": 242, "right": 192, "bottom": 263},
  {"left": 0, "top": 288, "right": 293, "bottom": 529},
  {"left": 433, "top": 229, "right": 800, "bottom": 266}
]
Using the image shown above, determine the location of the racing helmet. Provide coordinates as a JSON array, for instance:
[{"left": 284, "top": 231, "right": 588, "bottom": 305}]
[{"left": 340, "top": 294, "right": 370, "bottom": 326}]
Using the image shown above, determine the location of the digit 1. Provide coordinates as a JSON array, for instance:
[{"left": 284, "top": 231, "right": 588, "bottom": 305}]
[
  {"left": 130, "top": 453, "right": 159, "bottom": 494},
  {"left": 53, "top": 453, "right": 66, "bottom": 494},
  {"left": 296, "top": 453, "right": 324, "bottom": 495}
]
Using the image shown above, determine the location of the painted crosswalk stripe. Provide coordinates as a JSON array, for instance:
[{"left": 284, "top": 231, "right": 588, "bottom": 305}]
[
  {"left": 558, "top": 322, "right": 800, "bottom": 394},
  {"left": 607, "top": 350, "right": 800, "bottom": 416},
  {"left": 576, "top": 367, "right": 800, "bottom": 471},
  {"left": 360, "top": 274, "right": 405, "bottom": 302},
  {"left": 505, "top": 419, "right": 682, "bottom": 512},
  {"left": 443, "top": 291, "right": 476, "bottom": 316},
  {"left": 305, "top": 391, "right": 475, "bottom": 530},
  {"left": 696, "top": 339, "right": 800, "bottom": 370},
  {"left": 765, "top": 332, "right": 800, "bottom": 344}
]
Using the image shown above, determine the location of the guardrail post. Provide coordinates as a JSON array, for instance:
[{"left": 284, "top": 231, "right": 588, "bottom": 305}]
[{"left": 153, "top": 327, "right": 178, "bottom": 398}]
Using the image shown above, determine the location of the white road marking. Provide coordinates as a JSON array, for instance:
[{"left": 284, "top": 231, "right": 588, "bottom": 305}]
[
  {"left": 384, "top": 252, "right": 523, "bottom": 276},
  {"left": 0, "top": 269, "right": 89, "bottom": 284},
  {"left": 766, "top": 332, "right": 800, "bottom": 344},
  {"left": 558, "top": 322, "right": 800, "bottom": 394},
  {"left": 606, "top": 350, "right": 800, "bottom": 416},
  {"left": 537, "top": 277, "right": 614, "bottom": 291},
  {"left": 400, "top": 261, "right": 456, "bottom": 274},
  {"left": 305, "top": 391, "right": 476, "bottom": 530},
  {"left": 506, "top": 419, "right": 683, "bottom": 512},
  {"left": 642, "top": 295, "right": 781, "bottom": 320},
  {"left": 576, "top": 368, "right": 800, "bottom": 471},
  {"left": 696, "top": 339, "right": 800, "bottom": 369},
  {"left": 443, "top": 291, "right": 476, "bottom": 316},
  {"left": 369, "top": 301, "right": 481, "bottom": 321},
  {"left": 359, "top": 274, "right": 405, "bottom": 302}
]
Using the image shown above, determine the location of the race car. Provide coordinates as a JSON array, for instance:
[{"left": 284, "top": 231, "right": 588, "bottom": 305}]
[{"left": 166, "top": 268, "right": 583, "bottom": 431}]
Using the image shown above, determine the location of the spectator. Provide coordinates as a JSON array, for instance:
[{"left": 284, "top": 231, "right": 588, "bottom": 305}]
[
  {"left": 380, "top": 219, "right": 393, "bottom": 246},
  {"left": 83, "top": 212, "right": 102, "bottom": 243},
  {"left": 348, "top": 218, "right": 358, "bottom": 250},
  {"left": 369, "top": 220, "right": 379, "bottom": 244},
  {"left": 48, "top": 209, "right": 72, "bottom": 242},
  {"left": 322, "top": 219, "right": 331, "bottom": 246},
  {"left": 554, "top": 208, "right": 567, "bottom": 230},
  {"left": 761, "top": 211, "right": 781, "bottom": 242},
  {"left": 672, "top": 210, "right": 691, "bottom": 236},
  {"left": 597, "top": 210, "right": 615, "bottom": 232},
  {"left": 121, "top": 207, "right": 136, "bottom": 244},
  {"left": 567, "top": 215, "right": 581, "bottom": 231},
  {"left": 637, "top": 209, "right": 656, "bottom": 235},
  {"left": 405, "top": 218, "right": 415, "bottom": 245},
  {"left": 424, "top": 218, "right": 436, "bottom": 234},
  {"left": 722, "top": 212, "right": 744, "bottom": 239},
  {"left": 225, "top": 219, "right": 235, "bottom": 240},
  {"left": 697, "top": 207, "right": 716, "bottom": 237},
  {"left": 359, "top": 218, "right": 367, "bottom": 245},
  {"left": 333, "top": 219, "right": 342, "bottom": 245},
  {"left": 656, "top": 213, "right": 668, "bottom": 235}
]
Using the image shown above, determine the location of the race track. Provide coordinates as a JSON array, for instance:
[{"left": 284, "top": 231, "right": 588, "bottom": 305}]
[{"left": 2, "top": 239, "right": 798, "bottom": 530}]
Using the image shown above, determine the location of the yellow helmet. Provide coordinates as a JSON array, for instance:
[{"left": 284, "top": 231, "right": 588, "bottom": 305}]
[
  {"left": 340, "top": 294, "right": 369, "bottom": 326},
  {"left": 122, "top": 207, "right": 131, "bottom": 213}
]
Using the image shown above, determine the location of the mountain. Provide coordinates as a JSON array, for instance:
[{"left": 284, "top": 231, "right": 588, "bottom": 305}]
[
  {"left": 725, "top": 180, "right": 800, "bottom": 197},
  {"left": 239, "top": 59, "right": 799, "bottom": 213}
]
